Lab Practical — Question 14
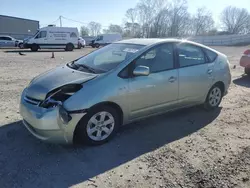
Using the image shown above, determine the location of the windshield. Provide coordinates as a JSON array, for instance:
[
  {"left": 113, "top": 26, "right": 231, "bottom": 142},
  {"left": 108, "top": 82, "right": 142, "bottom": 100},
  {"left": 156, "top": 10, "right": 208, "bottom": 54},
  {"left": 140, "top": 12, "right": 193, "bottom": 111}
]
[
  {"left": 70, "top": 43, "right": 144, "bottom": 73},
  {"left": 32, "top": 30, "right": 39, "bottom": 38}
]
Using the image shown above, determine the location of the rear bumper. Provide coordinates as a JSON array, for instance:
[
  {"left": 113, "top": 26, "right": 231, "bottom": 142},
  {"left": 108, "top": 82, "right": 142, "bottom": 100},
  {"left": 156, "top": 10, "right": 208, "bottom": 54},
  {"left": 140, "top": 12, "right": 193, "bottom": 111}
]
[{"left": 240, "top": 56, "right": 250, "bottom": 68}]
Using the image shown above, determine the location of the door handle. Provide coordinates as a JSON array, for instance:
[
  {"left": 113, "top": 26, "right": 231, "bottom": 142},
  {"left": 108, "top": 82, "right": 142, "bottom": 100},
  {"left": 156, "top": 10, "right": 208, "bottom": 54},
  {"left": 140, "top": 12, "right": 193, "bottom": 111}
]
[
  {"left": 207, "top": 69, "right": 213, "bottom": 74},
  {"left": 168, "top": 76, "right": 176, "bottom": 83}
]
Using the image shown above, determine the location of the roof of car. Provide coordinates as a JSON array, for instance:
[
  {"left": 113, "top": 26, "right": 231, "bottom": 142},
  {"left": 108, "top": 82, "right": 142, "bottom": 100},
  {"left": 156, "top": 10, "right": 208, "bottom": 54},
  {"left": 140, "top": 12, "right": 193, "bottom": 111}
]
[
  {"left": 0, "top": 35, "right": 12, "bottom": 37},
  {"left": 115, "top": 38, "right": 221, "bottom": 54},
  {"left": 115, "top": 38, "right": 183, "bottom": 46}
]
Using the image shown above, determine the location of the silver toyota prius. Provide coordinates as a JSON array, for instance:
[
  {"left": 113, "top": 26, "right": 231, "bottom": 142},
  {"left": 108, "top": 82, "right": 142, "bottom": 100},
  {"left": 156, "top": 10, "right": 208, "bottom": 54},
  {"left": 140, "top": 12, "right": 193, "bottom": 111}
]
[{"left": 20, "top": 39, "right": 231, "bottom": 145}]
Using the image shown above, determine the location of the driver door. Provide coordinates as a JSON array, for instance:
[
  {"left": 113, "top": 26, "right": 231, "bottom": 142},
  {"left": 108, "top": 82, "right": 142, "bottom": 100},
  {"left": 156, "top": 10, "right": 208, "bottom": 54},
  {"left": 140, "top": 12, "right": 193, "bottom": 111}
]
[
  {"left": 128, "top": 43, "right": 179, "bottom": 120},
  {"left": 34, "top": 31, "right": 47, "bottom": 48}
]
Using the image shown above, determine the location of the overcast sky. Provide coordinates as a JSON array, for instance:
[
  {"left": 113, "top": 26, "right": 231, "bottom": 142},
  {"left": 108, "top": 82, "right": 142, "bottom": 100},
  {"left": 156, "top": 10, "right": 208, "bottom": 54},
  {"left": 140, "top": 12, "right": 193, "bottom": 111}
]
[{"left": 1, "top": 0, "right": 250, "bottom": 29}]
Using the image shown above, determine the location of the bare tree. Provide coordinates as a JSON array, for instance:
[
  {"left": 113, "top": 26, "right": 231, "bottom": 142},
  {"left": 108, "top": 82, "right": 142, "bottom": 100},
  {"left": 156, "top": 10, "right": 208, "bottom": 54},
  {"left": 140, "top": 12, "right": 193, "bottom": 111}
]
[
  {"left": 105, "top": 24, "right": 123, "bottom": 34},
  {"left": 221, "top": 6, "right": 250, "bottom": 34},
  {"left": 88, "top": 22, "right": 102, "bottom": 36},
  {"left": 136, "top": 0, "right": 157, "bottom": 37},
  {"left": 168, "top": 0, "right": 190, "bottom": 37},
  {"left": 192, "top": 7, "right": 214, "bottom": 36},
  {"left": 80, "top": 26, "right": 89, "bottom": 36},
  {"left": 125, "top": 8, "right": 139, "bottom": 37}
]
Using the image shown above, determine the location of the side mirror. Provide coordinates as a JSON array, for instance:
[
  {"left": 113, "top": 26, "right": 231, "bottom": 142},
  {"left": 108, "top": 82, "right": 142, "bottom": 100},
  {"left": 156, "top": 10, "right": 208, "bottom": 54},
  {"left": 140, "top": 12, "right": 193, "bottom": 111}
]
[{"left": 133, "top": 65, "right": 150, "bottom": 76}]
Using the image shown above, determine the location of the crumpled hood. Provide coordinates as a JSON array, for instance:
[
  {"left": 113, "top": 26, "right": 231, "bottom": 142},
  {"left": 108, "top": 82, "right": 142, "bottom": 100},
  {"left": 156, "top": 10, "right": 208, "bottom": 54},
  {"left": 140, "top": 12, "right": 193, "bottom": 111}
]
[{"left": 26, "top": 65, "right": 96, "bottom": 100}]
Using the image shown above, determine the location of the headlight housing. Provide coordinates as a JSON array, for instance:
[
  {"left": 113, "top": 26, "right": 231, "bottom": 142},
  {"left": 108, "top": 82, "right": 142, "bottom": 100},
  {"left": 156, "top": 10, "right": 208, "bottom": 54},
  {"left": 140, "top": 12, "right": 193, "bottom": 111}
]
[{"left": 40, "top": 84, "right": 82, "bottom": 108}]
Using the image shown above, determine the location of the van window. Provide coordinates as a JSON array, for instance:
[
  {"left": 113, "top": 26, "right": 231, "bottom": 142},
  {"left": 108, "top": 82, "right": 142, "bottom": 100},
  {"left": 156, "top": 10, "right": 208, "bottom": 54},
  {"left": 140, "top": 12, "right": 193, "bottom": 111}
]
[
  {"left": 177, "top": 43, "right": 205, "bottom": 67},
  {"left": 70, "top": 32, "right": 77, "bottom": 38},
  {"left": 96, "top": 36, "right": 103, "bottom": 41},
  {"left": 35, "top": 31, "right": 47, "bottom": 39}
]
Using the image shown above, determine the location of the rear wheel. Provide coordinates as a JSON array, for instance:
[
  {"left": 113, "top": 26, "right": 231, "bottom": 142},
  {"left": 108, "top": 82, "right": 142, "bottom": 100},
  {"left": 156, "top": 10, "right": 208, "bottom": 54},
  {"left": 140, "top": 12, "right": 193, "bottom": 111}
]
[
  {"left": 244, "top": 68, "right": 250, "bottom": 76},
  {"left": 65, "top": 43, "right": 74, "bottom": 51},
  {"left": 204, "top": 84, "right": 223, "bottom": 110},
  {"left": 74, "top": 106, "right": 120, "bottom": 145},
  {"left": 31, "top": 44, "right": 39, "bottom": 52}
]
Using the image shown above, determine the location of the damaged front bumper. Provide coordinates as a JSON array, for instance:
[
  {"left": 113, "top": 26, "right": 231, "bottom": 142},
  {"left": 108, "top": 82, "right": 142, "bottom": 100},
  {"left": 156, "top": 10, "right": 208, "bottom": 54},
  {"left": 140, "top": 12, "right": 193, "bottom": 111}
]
[{"left": 20, "top": 89, "right": 86, "bottom": 144}]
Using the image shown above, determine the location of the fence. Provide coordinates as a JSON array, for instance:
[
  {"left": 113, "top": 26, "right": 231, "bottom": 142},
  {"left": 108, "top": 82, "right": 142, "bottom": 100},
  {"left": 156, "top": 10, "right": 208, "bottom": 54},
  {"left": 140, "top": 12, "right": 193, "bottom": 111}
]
[{"left": 188, "top": 34, "right": 250, "bottom": 46}]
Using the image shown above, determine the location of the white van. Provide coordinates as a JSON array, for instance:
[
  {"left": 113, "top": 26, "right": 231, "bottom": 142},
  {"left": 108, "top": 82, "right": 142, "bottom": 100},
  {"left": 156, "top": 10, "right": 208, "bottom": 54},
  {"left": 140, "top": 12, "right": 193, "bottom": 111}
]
[
  {"left": 90, "top": 33, "right": 122, "bottom": 48},
  {"left": 23, "top": 26, "right": 79, "bottom": 51}
]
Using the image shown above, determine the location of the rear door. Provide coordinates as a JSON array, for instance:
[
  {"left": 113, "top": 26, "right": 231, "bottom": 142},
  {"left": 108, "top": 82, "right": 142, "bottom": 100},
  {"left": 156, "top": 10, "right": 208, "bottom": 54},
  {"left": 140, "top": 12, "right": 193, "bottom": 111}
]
[{"left": 176, "top": 43, "right": 214, "bottom": 105}]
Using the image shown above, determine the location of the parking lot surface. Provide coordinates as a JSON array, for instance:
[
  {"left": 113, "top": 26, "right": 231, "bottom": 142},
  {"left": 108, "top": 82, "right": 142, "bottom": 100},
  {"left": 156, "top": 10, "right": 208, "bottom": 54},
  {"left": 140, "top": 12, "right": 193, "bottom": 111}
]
[{"left": 0, "top": 46, "right": 250, "bottom": 188}]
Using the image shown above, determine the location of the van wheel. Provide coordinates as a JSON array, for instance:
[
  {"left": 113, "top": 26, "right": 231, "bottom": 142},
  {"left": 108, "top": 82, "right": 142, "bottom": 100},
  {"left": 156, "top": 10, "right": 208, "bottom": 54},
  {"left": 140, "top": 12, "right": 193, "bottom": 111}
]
[
  {"left": 95, "top": 43, "right": 100, "bottom": 48},
  {"left": 65, "top": 43, "right": 74, "bottom": 51},
  {"left": 204, "top": 84, "right": 223, "bottom": 110},
  {"left": 31, "top": 44, "right": 39, "bottom": 52},
  {"left": 74, "top": 106, "right": 120, "bottom": 145},
  {"left": 245, "top": 68, "right": 250, "bottom": 76}
]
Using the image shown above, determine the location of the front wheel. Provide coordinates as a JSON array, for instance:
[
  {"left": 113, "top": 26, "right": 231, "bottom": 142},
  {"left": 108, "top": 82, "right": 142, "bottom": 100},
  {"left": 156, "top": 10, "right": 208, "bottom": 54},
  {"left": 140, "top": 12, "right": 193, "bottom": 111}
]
[
  {"left": 18, "top": 43, "right": 24, "bottom": 49},
  {"left": 65, "top": 43, "right": 74, "bottom": 51},
  {"left": 31, "top": 44, "right": 39, "bottom": 52},
  {"left": 75, "top": 106, "right": 120, "bottom": 145},
  {"left": 245, "top": 68, "right": 250, "bottom": 76},
  {"left": 95, "top": 43, "right": 100, "bottom": 48},
  {"left": 204, "top": 85, "right": 223, "bottom": 110}
]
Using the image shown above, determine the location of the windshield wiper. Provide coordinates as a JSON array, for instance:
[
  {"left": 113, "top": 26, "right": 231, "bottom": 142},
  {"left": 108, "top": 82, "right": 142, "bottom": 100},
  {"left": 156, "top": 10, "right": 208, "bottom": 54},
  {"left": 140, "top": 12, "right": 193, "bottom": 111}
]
[{"left": 77, "top": 64, "right": 97, "bottom": 74}]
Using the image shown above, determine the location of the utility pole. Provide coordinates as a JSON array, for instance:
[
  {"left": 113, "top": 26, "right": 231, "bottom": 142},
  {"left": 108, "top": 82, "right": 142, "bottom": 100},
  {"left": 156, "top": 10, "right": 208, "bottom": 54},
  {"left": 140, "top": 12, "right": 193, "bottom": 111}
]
[{"left": 59, "top": 16, "right": 62, "bottom": 27}]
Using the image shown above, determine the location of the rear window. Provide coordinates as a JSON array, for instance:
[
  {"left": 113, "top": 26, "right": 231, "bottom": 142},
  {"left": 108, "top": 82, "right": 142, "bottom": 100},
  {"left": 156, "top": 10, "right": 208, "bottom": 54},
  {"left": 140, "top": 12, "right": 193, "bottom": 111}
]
[{"left": 203, "top": 48, "right": 218, "bottom": 62}]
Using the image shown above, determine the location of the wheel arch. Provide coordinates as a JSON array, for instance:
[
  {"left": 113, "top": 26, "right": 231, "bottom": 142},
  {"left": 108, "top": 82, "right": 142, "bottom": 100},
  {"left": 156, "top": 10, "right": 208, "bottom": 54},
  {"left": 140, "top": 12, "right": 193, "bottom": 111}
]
[
  {"left": 213, "top": 81, "right": 225, "bottom": 95},
  {"left": 88, "top": 101, "right": 124, "bottom": 125},
  {"left": 73, "top": 101, "right": 124, "bottom": 143}
]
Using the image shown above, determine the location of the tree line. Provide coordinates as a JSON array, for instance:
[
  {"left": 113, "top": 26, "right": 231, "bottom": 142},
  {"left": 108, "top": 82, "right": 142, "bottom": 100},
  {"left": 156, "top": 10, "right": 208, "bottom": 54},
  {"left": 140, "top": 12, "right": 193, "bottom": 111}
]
[{"left": 80, "top": 0, "right": 250, "bottom": 38}]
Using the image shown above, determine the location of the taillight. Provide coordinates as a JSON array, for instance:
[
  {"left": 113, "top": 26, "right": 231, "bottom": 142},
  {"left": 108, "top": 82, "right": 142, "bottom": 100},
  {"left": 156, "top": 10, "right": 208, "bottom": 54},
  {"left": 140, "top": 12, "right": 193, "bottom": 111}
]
[{"left": 243, "top": 49, "right": 250, "bottom": 55}]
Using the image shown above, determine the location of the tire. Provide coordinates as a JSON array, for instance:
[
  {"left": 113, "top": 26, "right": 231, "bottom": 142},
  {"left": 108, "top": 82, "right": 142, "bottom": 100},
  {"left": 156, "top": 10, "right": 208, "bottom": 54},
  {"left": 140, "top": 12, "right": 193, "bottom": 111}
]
[
  {"left": 95, "top": 43, "right": 100, "bottom": 48},
  {"left": 204, "top": 84, "right": 223, "bottom": 110},
  {"left": 18, "top": 43, "right": 24, "bottom": 49},
  {"left": 31, "top": 44, "right": 38, "bottom": 52},
  {"left": 77, "top": 44, "right": 81, "bottom": 49},
  {"left": 244, "top": 68, "right": 250, "bottom": 76},
  {"left": 65, "top": 43, "right": 74, "bottom": 51},
  {"left": 74, "top": 106, "right": 120, "bottom": 145}
]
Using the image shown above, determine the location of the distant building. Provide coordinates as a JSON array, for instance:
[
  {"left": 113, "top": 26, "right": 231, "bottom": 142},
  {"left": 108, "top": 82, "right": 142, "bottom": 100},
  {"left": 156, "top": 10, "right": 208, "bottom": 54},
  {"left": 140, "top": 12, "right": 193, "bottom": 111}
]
[{"left": 0, "top": 15, "right": 39, "bottom": 39}]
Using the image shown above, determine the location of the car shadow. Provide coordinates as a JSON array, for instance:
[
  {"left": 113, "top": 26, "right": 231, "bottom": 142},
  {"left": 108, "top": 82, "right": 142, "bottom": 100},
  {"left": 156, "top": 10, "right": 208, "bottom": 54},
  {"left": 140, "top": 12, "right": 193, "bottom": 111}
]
[
  {"left": 233, "top": 75, "right": 250, "bottom": 88},
  {"left": 0, "top": 107, "right": 221, "bottom": 188}
]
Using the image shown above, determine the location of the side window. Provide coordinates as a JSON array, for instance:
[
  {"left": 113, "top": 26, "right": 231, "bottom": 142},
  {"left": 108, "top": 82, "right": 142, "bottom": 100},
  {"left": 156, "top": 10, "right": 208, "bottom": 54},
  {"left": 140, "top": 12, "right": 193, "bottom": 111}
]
[
  {"left": 35, "top": 31, "right": 47, "bottom": 39},
  {"left": 70, "top": 32, "right": 77, "bottom": 38},
  {"left": 135, "top": 43, "right": 174, "bottom": 73},
  {"left": 177, "top": 43, "right": 205, "bottom": 67},
  {"left": 4, "top": 37, "right": 12, "bottom": 41},
  {"left": 203, "top": 48, "right": 218, "bottom": 62},
  {"left": 96, "top": 36, "right": 103, "bottom": 41}
]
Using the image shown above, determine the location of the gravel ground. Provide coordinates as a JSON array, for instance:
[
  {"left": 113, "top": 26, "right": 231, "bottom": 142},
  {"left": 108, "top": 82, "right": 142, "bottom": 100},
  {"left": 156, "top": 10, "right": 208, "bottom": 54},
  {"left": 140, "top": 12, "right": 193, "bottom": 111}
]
[{"left": 0, "top": 46, "right": 249, "bottom": 188}]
